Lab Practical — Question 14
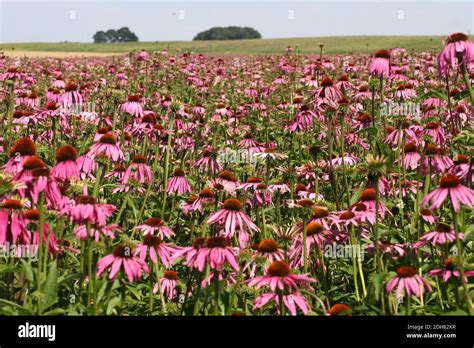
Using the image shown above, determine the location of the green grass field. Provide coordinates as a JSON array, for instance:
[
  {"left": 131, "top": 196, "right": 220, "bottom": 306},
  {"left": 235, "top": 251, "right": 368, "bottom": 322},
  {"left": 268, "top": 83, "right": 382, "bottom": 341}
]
[{"left": 0, "top": 36, "right": 470, "bottom": 55}]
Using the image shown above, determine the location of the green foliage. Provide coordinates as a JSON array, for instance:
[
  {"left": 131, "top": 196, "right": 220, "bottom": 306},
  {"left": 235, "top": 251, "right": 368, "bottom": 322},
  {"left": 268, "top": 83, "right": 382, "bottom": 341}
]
[
  {"left": 94, "top": 27, "right": 139, "bottom": 43},
  {"left": 2, "top": 35, "right": 472, "bottom": 55},
  {"left": 193, "top": 26, "right": 262, "bottom": 41}
]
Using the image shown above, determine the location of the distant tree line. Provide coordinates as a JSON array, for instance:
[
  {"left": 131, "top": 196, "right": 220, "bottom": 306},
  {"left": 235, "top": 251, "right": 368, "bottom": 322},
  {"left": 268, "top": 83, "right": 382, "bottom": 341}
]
[
  {"left": 93, "top": 27, "right": 139, "bottom": 43},
  {"left": 193, "top": 26, "right": 262, "bottom": 41}
]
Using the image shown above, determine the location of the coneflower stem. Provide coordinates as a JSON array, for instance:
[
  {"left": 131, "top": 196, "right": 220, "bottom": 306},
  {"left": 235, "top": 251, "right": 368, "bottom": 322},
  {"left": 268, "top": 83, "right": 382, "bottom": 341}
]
[
  {"left": 43, "top": 223, "right": 53, "bottom": 277},
  {"left": 161, "top": 114, "right": 175, "bottom": 219},
  {"left": 86, "top": 229, "right": 94, "bottom": 307},
  {"left": 357, "top": 250, "right": 367, "bottom": 298},
  {"left": 154, "top": 263, "right": 167, "bottom": 314},
  {"left": 261, "top": 207, "right": 267, "bottom": 238},
  {"left": 434, "top": 277, "right": 444, "bottom": 310},
  {"left": 277, "top": 289, "right": 285, "bottom": 316},
  {"left": 451, "top": 205, "right": 474, "bottom": 315},
  {"left": 37, "top": 193, "right": 45, "bottom": 293},
  {"left": 460, "top": 61, "right": 474, "bottom": 105},
  {"left": 444, "top": 73, "right": 456, "bottom": 134},
  {"left": 405, "top": 295, "right": 411, "bottom": 315},
  {"left": 349, "top": 225, "right": 361, "bottom": 302},
  {"left": 148, "top": 260, "right": 154, "bottom": 313},
  {"left": 92, "top": 164, "right": 104, "bottom": 199},
  {"left": 213, "top": 269, "right": 220, "bottom": 315},
  {"left": 192, "top": 272, "right": 203, "bottom": 315},
  {"left": 339, "top": 112, "right": 350, "bottom": 206},
  {"left": 114, "top": 191, "right": 129, "bottom": 225},
  {"left": 1, "top": 82, "right": 14, "bottom": 138},
  {"left": 327, "top": 114, "right": 339, "bottom": 209},
  {"left": 374, "top": 175, "right": 381, "bottom": 272},
  {"left": 379, "top": 75, "right": 386, "bottom": 133},
  {"left": 317, "top": 248, "right": 331, "bottom": 308},
  {"left": 51, "top": 118, "right": 57, "bottom": 154},
  {"left": 371, "top": 84, "right": 376, "bottom": 127},
  {"left": 302, "top": 218, "right": 308, "bottom": 273},
  {"left": 138, "top": 183, "right": 152, "bottom": 222},
  {"left": 397, "top": 131, "right": 406, "bottom": 229},
  {"left": 374, "top": 175, "right": 385, "bottom": 314}
]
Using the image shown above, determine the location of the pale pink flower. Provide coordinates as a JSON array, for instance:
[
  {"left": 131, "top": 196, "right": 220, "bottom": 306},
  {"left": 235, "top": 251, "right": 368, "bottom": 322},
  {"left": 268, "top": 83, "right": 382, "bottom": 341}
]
[{"left": 97, "top": 245, "right": 149, "bottom": 283}]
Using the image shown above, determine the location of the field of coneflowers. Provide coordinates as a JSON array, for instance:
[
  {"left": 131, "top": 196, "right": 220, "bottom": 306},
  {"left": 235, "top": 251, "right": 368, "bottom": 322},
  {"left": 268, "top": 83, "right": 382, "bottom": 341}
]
[{"left": 0, "top": 33, "right": 473, "bottom": 317}]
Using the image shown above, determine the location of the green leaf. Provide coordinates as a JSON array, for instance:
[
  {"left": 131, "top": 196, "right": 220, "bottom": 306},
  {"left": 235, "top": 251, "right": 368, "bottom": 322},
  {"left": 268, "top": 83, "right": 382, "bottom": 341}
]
[
  {"left": 442, "top": 310, "right": 468, "bottom": 316},
  {"left": 43, "top": 308, "right": 66, "bottom": 315},
  {"left": 464, "top": 227, "right": 474, "bottom": 242},
  {"left": 126, "top": 284, "right": 142, "bottom": 300},
  {"left": 106, "top": 296, "right": 121, "bottom": 315},
  {"left": 127, "top": 194, "right": 139, "bottom": 219},
  {"left": 356, "top": 126, "right": 378, "bottom": 137},
  {"left": 0, "top": 263, "right": 18, "bottom": 274},
  {"left": 422, "top": 90, "right": 448, "bottom": 101},
  {"left": 453, "top": 90, "right": 469, "bottom": 101},
  {"left": 0, "top": 299, "right": 33, "bottom": 315},
  {"left": 20, "top": 259, "right": 35, "bottom": 283},
  {"left": 96, "top": 281, "right": 108, "bottom": 303},
  {"left": 370, "top": 272, "right": 386, "bottom": 302},
  {"left": 40, "top": 261, "right": 58, "bottom": 313},
  {"left": 350, "top": 185, "right": 364, "bottom": 205}
]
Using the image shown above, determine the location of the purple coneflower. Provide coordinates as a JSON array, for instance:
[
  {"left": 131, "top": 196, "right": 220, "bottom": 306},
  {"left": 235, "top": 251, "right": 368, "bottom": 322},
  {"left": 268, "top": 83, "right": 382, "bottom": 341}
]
[
  {"left": 437, "top": 33, "right": 474, "bottom": 77},
  {"left": 386, "top": 266, "right": 432, "bottom": 298},
  {"left": 419, "top": 223, "right": 462, "bottom": 246},
  {"left": 328, "top": 303, "right": 352, "bottom": 316},
  {"left": 185, "top": 236, "right": 239, "bottom": 272},
  {"left": 247, "top": 260, "right": 315, "bottom": 291},
  {"left": 51, "top": 145, "right": 79, "bottom": 182},
  {"left": 312, "top": 76, "right": 342, "bottom": 105},
  {"left": 167, "top": 169, "right": 192, "bottom": 195},
  {"left": 60, "top": 83, "right": 83, "bottom": 107},
  {"left": 191, "top": 188, "right": 215, "bottom": 213},
  {"left": 135, "top": 217, "right": 175, "bottom": 239},
  {"left": 212, "top": 170, "right": 240, "bottom": 194},
  {"left": 359, "top": 188, "right": 389, "bottom": 219},
  {"left": 27, "top": 167, "right": 63, "bottom": 208},
  {"left": 88, "top": 134, "right": 124, "bottom": 162},
  {"left": 0, "top": 199, "right": 27, "bottom": 245},
  {"left": 428, "top": 258, "right": 474, "bottom": 282},
  {"left": 244, "top": 239, "right": 285, "bottom": 277},
  {"left": 420, "top": 208, "right": 437, "bottom": 224},
  {"left": 254, "top": 292, "right": 311, "bottom": 316},
  {"left": 155, "top": 270, "right": 179, "bottom": 299},
  {"left": 120, "top": 95, "right": 144, "bottom": 118},
  {"left": 401, "top": 142, "right": 421, "bottom": 170},
  {"left": 67, "top": 195, "right": 115, "bottom": 226},
  {"left": 74, "top": 223, "right": 121, "bottom": 242},
  {"left": 122, "top": 156, "right": 153, "bottom": 185},
  {"left": 207, "top": 198, "right": 259, "bottom": 248},
  {"left": 289, "top": 221, "right": 330, "bottom": 268},
  {"left": 4, "top": 137, "right": 36, "bottom": 174},
  {"left": 97, "top": 244, "right": 149, "bottom": 283},
  {"left": 77, "top": 149, "right": 98, "bottom": 180},
  {"left": 135, "top": 234, "right": 179, "bottom": 267},
  {"left": 369, "top": 49, "right": 391, "bottom": 77},
  {"left": 422, "top": 122, "right": 446, "bottom": 145},
  {"left": 421, "top": 174, "right": 474, "bottom": 212},
  {"left": 194, "top": 147, "right": 223, "bottom": 175}
]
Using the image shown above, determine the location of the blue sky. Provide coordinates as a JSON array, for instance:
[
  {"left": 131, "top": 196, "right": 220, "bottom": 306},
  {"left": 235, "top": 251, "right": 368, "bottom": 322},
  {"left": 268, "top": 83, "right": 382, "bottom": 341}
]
[{"left": 0, "top": 0, "right": 472, "bottom": 43}]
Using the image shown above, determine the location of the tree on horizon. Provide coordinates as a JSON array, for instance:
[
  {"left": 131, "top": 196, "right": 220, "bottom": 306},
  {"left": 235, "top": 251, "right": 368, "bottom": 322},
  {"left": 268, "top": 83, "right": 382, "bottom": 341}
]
[
  {"left": 193, "top": 26, "right": 262, "bottom": 41},
  {"left": 93, "top": 27, "right": 139, "bottom": 43}
]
